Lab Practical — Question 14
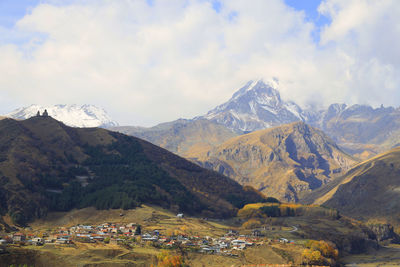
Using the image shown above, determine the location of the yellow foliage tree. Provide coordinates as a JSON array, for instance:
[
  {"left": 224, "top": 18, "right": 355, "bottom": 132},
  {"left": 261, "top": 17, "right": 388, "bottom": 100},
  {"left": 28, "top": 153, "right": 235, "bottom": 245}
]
[
  {"left": 242, "top": 218, "right": 262, "bottom": 229},
  {"left": 155, "top": 251, "right": 186, "bottom": 267},
  {"left": 301, "top": 249, "right": 323, "bottom": 265}
]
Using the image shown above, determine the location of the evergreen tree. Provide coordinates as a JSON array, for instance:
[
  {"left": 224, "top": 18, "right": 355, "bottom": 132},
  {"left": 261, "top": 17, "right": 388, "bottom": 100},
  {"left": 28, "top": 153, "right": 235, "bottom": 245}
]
[{"left": 135, "top": 225, "right": 141, "bottom": 235}]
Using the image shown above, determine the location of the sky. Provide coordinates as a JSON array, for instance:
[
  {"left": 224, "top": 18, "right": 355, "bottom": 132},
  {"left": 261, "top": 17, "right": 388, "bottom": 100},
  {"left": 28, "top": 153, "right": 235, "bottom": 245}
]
[{"left": 0, "top": 0, "right": 399, "bottom": 126}]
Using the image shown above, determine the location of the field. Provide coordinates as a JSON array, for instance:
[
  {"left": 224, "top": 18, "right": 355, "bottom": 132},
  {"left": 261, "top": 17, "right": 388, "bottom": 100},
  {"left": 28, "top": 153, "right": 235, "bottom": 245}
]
[{"left": 340, "top": 244, "right": 400, "bottom": 266}]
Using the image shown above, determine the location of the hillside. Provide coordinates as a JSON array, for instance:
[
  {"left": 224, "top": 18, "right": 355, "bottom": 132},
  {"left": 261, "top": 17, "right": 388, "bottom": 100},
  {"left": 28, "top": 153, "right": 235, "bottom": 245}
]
[
  {"left": 110, "top": 119, "right": 238, "bottom": 158},
  {"left": 195, "top": 122, "right": 357, "bottom": 202},
  {"left": 0, "top": 116, "right": 264, "bottom": 226},
  {"left": 302, "top": 147, "right": 400, "bottom": 227}
]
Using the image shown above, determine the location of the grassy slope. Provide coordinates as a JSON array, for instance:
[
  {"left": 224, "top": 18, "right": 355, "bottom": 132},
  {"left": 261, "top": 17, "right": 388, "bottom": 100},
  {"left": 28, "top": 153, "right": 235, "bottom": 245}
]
[
  {"left": 196, "top": 121, "right": 357, "bottom": 202},
  {"left": 303, "top": 147, "right": 400, "bottom": 227}
]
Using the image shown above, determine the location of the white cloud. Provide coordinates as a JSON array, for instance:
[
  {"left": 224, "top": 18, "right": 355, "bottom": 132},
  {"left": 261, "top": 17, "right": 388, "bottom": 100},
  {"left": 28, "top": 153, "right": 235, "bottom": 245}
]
[{"left": 0, "top": 0, "right": 399, "bottom": 125}]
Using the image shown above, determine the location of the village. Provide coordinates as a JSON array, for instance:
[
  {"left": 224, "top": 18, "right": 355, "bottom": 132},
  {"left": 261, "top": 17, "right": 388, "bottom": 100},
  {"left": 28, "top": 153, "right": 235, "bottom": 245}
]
[{"left": 0, "top": 213, "right": 296, "bottom": 257}]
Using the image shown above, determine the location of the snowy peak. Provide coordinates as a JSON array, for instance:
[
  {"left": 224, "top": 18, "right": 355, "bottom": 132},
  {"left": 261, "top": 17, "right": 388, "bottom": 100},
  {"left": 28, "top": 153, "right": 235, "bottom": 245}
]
[
  {"left": 5, "top": 104, "right": 118, "bottom": 128},
  {"left": 232, "top": 79, "right": 279, "bottom": 100},
  {"left": 202, "top": 79, "right": 306, "bottom": 132}
]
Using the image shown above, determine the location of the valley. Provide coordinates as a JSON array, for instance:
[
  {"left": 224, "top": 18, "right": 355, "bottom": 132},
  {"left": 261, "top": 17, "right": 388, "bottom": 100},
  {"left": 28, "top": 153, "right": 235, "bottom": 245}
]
[
  {"left": 1, "top": 0, "right": 400, "bottom": 265},
  {"left": 2, "top": 82, "right": 400, "bottom": 266}
]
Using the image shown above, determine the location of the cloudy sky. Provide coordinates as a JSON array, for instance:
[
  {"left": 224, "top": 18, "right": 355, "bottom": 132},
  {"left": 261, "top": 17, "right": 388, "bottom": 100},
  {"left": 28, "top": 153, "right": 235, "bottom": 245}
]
[{"left": 0, "top": 0, "right": 399, "bottom": 126}]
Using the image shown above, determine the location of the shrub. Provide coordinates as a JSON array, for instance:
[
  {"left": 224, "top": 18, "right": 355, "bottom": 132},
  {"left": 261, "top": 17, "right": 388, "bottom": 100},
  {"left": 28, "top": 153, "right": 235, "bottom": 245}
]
[
  {"left": 242, "top": 218, "right": 262, "bottom": 229},
  {"left": 154, "top": 251, "right": 187, "bottom": 267}
]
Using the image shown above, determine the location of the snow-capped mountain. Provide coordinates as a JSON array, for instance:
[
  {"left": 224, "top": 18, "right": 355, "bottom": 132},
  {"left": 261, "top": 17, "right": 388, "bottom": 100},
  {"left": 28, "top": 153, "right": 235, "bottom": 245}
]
[
  {"left": 201, "top": 79, "right": 309, "bottom": 132},
  {"left": 5, "top": 104, "right": 118, "bottom": 128}
]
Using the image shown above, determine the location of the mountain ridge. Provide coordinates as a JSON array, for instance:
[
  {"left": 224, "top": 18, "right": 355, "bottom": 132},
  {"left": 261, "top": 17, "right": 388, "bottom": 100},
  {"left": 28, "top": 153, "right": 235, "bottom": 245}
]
[
  {"left": 0, "top": 116, "right": 264, "bottom": 225},
  {"left": 5, "top": 104, "right": 118, "bottom": 128},
  {"left": 302, "top": 146, "right": 400, "bottom": 228},
  {"left": 194, "top": 121, "right": 357, "bottom": 202},
  {"left": 200, "top": 79, "right": 307, "bottom": 132}
]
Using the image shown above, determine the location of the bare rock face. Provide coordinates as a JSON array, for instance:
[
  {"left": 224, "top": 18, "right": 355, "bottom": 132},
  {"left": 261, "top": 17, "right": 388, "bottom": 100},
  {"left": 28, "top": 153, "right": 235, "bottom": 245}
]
[
  {"left": 195, "top": 122, "right": 357, "bottom": 202},
  {"left": 369, "top": 224, "right": 400, "bottom": 243}
]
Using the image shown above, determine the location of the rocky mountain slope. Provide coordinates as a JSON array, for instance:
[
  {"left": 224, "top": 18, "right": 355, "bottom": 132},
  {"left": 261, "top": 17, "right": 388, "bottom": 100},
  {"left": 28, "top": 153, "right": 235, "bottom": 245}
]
[
  {"left": 5, "top": 104, "right": 118, "bottom": 128},
  {"left": 195, "top": 121, "right": 357, "bottom": 202},
  {"left": 110, "top": 119, "right": 239, "bottom": 158},
  {"left": 302, "top": 147, "right": 400, "bottom": 228},
  {"left": 200, "top": 79, "right": 307, "bottom": 132},
  {"left": 0, "top": 116, "right": 264, "bottom": 225}
]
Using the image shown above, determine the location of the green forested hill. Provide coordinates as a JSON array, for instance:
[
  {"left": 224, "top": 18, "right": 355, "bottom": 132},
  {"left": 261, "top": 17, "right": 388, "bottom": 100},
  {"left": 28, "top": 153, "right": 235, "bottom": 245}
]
[{"left": 0, "top": 116, "right": 264, "bottom": 225}]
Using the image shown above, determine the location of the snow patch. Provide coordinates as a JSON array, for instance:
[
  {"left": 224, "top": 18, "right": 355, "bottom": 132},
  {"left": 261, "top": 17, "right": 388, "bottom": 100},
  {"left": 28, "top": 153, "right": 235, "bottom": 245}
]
[{"left": 5, "top": 104, "right": 118, "bottom": 128}]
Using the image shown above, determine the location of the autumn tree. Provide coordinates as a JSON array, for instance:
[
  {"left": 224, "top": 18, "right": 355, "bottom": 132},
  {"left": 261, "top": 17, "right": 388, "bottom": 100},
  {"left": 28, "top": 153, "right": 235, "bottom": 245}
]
[{"left": 154, "top": 251, "right": 187, "bottom": 267}]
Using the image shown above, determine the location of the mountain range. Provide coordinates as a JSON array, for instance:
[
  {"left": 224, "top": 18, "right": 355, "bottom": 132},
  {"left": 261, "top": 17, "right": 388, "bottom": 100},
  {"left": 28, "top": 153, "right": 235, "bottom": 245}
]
[
  {"left": 5, "top": 80, "right": 400, "bottom": 160},
  {"left": 108, "top": 80, "right": 400, "bottom": 161},
  {"left": 5, "top": 104, "right": 118, "bottom": 128},
  {"left": 198, "top": 79, "right": 400, "bottom": 158},
  {"left": 4, "top": 80, "right": 400, "bottom": 206}
]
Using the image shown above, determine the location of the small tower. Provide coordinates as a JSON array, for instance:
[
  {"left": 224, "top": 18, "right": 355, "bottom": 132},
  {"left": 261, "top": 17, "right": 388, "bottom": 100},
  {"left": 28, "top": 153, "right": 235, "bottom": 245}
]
[
  {"left": 36, "top": 111, "right": 41, "bottom": 117},
  {"left": 42, "top": 109, "right": 48, "bottom": 117}
]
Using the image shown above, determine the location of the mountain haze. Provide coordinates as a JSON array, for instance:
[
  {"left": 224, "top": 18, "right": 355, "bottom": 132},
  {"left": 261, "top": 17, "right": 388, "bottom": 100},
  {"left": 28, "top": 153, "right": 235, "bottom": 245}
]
[
  {"left": 111, "top": 119, "right": 239, "bottom": 158},
  {"left": 195, "top": 122, "right": 357, "bottom": 202},
  {"left": 313, "top": 104, "right": 400, "bottom": 159}
]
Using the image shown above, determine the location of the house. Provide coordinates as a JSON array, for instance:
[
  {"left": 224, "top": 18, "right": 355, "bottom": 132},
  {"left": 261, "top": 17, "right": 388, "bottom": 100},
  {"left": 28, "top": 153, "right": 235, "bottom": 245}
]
[
  {"left": 0, "top": 239, "right": 8, "bottom": 245},
  {"left": 231, "top": 240, "right": 246, "bottom": 250},
  {"left": 142, "top": 233, "right": 158, "bottom": 242},
  {"left": 12, "top": 233, "right": 26, "bottom": 242},
  {"left": 218, "top": 241, "right": 229, "bottom": 249},
  {"left": 31, "top": 237, "right": 44, "bottom": 246},
  {"left": 200, "top": 245, "right": 220, "bottom": 254}
]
